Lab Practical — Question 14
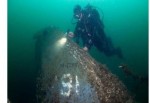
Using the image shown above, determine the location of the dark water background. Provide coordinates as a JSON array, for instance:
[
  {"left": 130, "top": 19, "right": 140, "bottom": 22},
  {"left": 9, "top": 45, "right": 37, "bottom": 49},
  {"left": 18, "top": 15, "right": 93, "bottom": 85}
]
[{"left": 8, "top": 0, "right": 148, "bottom": 103}]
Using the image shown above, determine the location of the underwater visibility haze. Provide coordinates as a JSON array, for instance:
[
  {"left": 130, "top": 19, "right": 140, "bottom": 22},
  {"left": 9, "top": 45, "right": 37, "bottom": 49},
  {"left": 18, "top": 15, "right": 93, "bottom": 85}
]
[{"left": 8, "top": 0, "right": 148, "bottom": 103}]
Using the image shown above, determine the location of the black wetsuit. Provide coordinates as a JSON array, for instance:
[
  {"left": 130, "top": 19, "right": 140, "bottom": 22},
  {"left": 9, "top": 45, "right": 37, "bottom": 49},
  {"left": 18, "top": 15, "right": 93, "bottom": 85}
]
[
  {"left": 74, "top": 7, "right": 123, "bottom": 58},
  {"left": 74, "top": 9, "right": 97, "bottom": 49}
]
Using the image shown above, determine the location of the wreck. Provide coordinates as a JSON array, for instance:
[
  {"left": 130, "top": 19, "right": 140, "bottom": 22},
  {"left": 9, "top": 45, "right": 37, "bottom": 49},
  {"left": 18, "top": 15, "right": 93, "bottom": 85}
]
[{"left": 34, "top": 26, "right": 134, "bottom": 103}]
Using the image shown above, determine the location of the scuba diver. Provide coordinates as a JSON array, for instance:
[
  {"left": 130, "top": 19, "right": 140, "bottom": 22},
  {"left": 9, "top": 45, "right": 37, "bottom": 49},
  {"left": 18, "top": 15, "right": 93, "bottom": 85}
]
[
  {"left": 118, "top": 64, "right": 148, "bottom": 82},
  {"left": 68, "top": 4, "right": 123, "bottom": 59},
  {"left": 118, "top": 63, "right": 148, "bottom": 92}
]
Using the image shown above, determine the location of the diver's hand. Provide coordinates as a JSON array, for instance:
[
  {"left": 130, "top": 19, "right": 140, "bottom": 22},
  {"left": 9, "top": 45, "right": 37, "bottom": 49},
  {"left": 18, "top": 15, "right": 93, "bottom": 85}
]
[
  {"left": 67, "top": 32, "right": 74, "bottom": 38},
  {"left": 83, "top": 46, "right": 88, "bottom": 51}
]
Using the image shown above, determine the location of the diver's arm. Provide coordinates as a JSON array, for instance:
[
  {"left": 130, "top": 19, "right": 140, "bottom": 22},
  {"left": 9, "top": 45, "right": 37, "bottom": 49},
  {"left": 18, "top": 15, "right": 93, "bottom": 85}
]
[
  {"left": 74, "top": 24, "right": 81, "bottom": 44},
  {"left": 67, "top": 24, "right": 79, "bottom": 38},
  {"left": 73, "top": 23, "right": 80, "bottom": 38},
  {"left": 67, "top": 22, "right": 81, "bottom": 45}
]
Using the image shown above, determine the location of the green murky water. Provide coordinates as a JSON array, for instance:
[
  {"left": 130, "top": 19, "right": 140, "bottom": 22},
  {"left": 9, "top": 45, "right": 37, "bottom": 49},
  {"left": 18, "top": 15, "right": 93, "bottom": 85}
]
[{"left": 8, "top": 0, "right": 148, "bottom": 103}]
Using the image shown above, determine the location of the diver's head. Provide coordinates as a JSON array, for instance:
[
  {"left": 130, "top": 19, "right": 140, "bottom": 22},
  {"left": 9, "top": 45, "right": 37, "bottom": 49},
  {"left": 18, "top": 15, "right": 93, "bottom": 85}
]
[{"left": 73, "top": 5, "right": 82, "bottom": 19}]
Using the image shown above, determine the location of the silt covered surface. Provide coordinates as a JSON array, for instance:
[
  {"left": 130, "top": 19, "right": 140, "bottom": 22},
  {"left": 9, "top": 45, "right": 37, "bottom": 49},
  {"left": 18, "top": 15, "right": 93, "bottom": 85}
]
[{"left": 35, "top": 26, "right": 134, "bottom": 103}]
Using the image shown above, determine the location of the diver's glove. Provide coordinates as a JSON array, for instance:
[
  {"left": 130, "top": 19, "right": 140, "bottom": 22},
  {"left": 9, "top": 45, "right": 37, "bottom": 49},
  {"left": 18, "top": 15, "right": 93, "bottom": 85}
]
[
  {"left": 83, "top": 46, "right": 88, "bottom": 51},
  {"left": 68, "top": 32, "right": 74, "bottom": 38},
  {"left": 65, "top": 29, "right": 74, "bottom": 38}
]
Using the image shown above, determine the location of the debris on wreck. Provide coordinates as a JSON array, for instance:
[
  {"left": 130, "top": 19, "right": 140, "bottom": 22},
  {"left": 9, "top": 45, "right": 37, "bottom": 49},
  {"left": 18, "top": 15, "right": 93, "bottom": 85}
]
[{"left": 35, "top": 26, "right": 134, "bottom": 103}]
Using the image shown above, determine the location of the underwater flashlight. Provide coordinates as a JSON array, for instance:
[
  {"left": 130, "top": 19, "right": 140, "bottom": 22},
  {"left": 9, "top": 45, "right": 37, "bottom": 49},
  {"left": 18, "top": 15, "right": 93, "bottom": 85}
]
[{"left": 59, "top": 37, "right": 67, "bottom": 45}]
